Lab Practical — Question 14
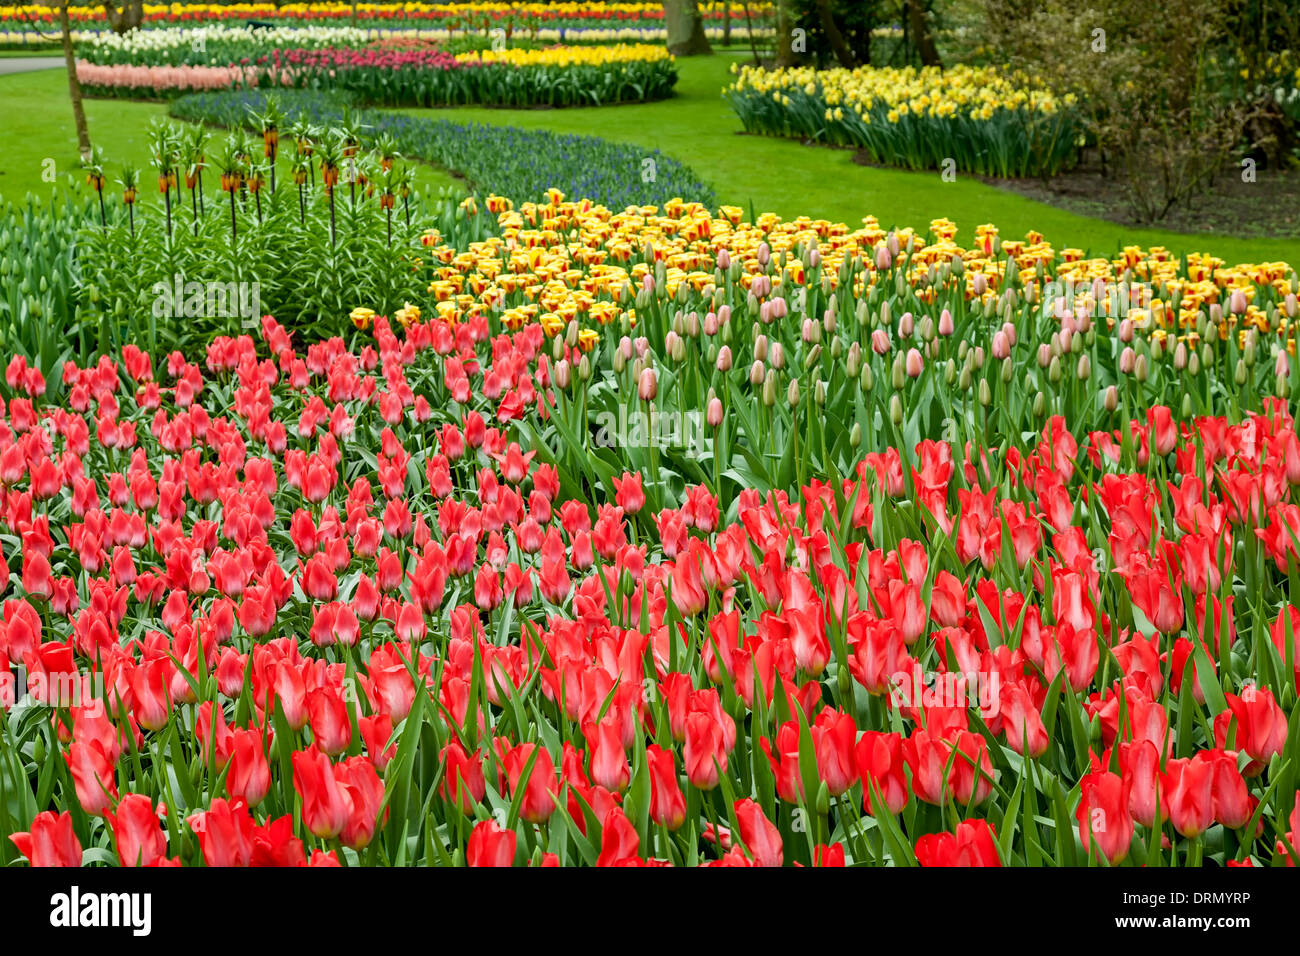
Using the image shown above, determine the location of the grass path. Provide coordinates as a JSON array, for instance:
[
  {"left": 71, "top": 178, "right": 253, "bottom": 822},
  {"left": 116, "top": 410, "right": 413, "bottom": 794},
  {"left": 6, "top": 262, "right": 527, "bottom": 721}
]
[{"left": 1, "top": 55, "right": 1296, "bottom": 263}]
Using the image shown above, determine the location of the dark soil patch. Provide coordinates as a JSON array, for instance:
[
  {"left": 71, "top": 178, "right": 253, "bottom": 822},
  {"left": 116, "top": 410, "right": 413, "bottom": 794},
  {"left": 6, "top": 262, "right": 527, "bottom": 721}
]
[{"left": 851, "top": 148, "right": 1300, "bottom": 240}]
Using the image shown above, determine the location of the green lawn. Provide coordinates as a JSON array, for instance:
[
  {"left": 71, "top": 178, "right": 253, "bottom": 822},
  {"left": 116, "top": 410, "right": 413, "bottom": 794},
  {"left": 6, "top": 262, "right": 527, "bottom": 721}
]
[{"left": 2, "top": 55, "right": 1297, "bottom": 263}]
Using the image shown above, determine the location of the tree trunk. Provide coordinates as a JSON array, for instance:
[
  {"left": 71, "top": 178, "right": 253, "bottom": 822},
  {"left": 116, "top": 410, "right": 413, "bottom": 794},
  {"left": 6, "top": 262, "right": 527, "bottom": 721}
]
[
  {"left": 59, "top": 0, "right": 92, "bottom": 162},
  {"left": 663, "top": 0, "right": 713, "bottom": 56},
  {"left": 775, "top": 0, "right": 796, "bottom": 66},
  {"left": 104, "top": 1, "right": 144, "bottom": 35},
  {"left": 906, "top": 0, "right": 940, "bottom": 66},
  {"left": 815, "top": 0, "right": 856, "bottom": 68}
]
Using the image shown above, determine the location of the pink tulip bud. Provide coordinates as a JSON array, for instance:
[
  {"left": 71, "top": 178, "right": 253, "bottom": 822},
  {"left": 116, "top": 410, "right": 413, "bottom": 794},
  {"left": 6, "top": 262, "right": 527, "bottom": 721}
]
[
  {"left": 716, "top": 345, "right": 733, "bottom": 371},
  {"left": 757, "top": 242, "right": 770, "bottom": 267},
  {"left": 1001, "top": 322, "right": 1017, "bottom": 347},
  {"left": 642, "top": 274, "right": 655, "bottom": 294},
  {"left": 808, "top": 249, "right": 820, "bottom": 268},
  {"left": 634, "top": 337, "right": 649, "bottom": 358},
  {"left": 802, "top": 318, "right": 816, "bottom": 342},
  {"left": 938, "top": 309, "right": 954, "bottom": 335},
  {"left": 899, "top": 312, "right": 914, "bottom": 338},
  {"left": 555, "top": 359, "right": 571, "bottom": 389},
  {"left": 637, "top": 368, "right": 657, "bottom": 401},
  {"left": 717, "top": 304, "right": 732, "bottom": 325},
  {"left": 1037, "top": 343, "right": 1052, "bottom": 367},
  {"left": 991, "top": 330, "right": 1010, "bottom": 361},
  {"left": 706, "top": 398, "right": 724, "bottom": 428},
  {"left": 1118, "top": 319, "right": 1134, "bottom": 342},
  {"left": 1277, "top": 351, "right": 1291, "bottom": 378},
  {"left": 1120, "top": 347, "right": 1136, "bottom": 374},
  {"left": 1092, "top": 277, "right": 1108, "bottom": 305},
  {"left": 871, "top": 329, "right": 891, "bottom": 355},
  {"left": 759, "top": 301, "right": 774, "bottom": 325},
  {"left": 749, "top": 360, "right": 765, "bottom": 385},
  {"left": 717, "top": 249, "right": 731, "bottom": 270},
  {"left": 875, "top": 245, "right": 892, "bottom": 271},
  {"left": 703, "top": 312, "right": 719, "bottom": 336},
  {"left": 972, "top": 273, "right": 987, "bottom": 296},
  {"left": 905, "top": 348, "right": 924, "bottom": 378},
  {"left": 1230, "top": 289, "right": 1248, "bottom": 315}
]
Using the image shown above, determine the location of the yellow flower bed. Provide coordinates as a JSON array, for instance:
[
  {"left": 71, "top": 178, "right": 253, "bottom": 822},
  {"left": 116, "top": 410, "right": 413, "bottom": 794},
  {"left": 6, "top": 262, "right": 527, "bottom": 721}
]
[
  {"left": 728, "top": 63, "right": 1072, "bottom": 122},
  {"left": 412, "top": 193, "right": 1296, "bottom": 355},
  {"left": 725, "top": 62, "right": 1082, "bottom": 177},
  {"left": 456, "top": 43, "right": 671, "bottom": 67}
]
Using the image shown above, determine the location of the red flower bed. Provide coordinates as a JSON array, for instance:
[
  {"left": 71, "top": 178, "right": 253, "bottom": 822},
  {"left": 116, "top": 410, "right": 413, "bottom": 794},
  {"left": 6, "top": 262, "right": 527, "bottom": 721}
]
[{"left": 1, "top": 309, "right": 1298, "bottom": 868}]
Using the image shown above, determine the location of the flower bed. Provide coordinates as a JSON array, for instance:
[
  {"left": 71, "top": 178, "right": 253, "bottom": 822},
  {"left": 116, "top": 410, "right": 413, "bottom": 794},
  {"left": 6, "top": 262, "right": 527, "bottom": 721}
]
[
  {"left": 76, "top": 27, "right": 677, "bottom": 108},
  {"left": 1, "top": 186, "right": 1298, "bottom": 867},
  {"left": 168, "top": 89, "right": 715, "bottom": 208},
  {"left": 7, "top": 1, "right": 772, "bottom": 28},
  {"left": 726, "top": 63, "right": 1084, "bottom": 178},
  {"left": 3, "top": 3, "right": 772, "bottom": 48}
]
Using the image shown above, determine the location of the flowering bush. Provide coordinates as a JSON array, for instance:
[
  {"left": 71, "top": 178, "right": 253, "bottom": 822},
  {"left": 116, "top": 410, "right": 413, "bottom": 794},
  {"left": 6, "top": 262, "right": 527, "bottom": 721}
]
[
  {"left": 726, "top": 63, "right": 1084, "bottom": 178},
  {"left": 1, "top": 190, "right": 1298, "bottom": 867}
]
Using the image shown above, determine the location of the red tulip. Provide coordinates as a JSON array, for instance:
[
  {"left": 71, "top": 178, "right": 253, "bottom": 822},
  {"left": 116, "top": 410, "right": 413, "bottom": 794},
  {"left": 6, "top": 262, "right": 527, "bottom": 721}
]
[
  {"left": 684, "top": 712, "right": 728, "bottom": 790},
  {"left": 227, "top": 728, "right": 271, "bottom": 807},
  {"left": 466, "top": 820, "right": 516, "bottom": 867},
  {"left": 646, "top": 744, "right": 686, "bottom": 830},
  {"left": 810, "top": 709, "right": 858, "bottom": 797},
  {"left": 596, "top": 807, "right": 642, "bottom": 866},
  {"left": 856, "top": 731, "right": 909, "bottom": 815},
  {"left": 292, "top": 749, "right": 352, "bottom": 840},
  {"left": 915, "top": 819, "right": 1001, "bottom": 867},
  {"left": 733, "top": 799, "right": 782, "bottom": 866},
  {"left": 1076, "top": 770, "right": 1134, "bottom": 864},
  {"left": 108, "top": 794, "right": 169, "bottom": 867},
  {"left": 1162, "top": 755, "right": 1215, "bottom": 838},
  {"left": 10, "top": 811, "right": 82, "bottom": 867},
  {"left": 1214, "top": 687, "right": 1287, "bottom": 776},
  {"left": 441, "top": 741, "right": 486, "bottom": 813},
  {"left": 187, "top": 798, "right": 254, "bottom": 867},
  {"left": 500, "top": 742, "right": 558, "bottom": 824}
]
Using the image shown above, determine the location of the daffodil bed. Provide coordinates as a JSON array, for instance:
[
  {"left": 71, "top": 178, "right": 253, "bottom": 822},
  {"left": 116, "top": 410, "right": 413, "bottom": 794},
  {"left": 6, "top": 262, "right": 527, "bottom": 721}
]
[
  {"left": 726, "top": 63, "right": 1084, "bottom": 179},
  {"left": 3, "top": 171, "right": 1300, "bottom": 868}
]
